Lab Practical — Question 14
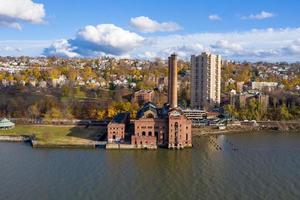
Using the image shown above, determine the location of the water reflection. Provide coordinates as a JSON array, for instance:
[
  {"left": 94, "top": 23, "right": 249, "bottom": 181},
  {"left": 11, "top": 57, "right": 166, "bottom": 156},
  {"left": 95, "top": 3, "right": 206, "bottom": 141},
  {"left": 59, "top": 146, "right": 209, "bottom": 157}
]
[{"left": 0, "top": 132, "right": 300, "bottom": 200}]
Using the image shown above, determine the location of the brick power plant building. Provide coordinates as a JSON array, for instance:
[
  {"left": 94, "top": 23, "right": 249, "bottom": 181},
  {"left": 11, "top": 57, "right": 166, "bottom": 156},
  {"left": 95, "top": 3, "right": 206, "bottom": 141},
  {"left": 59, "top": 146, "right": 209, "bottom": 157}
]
[{"left": 107, "top": 54, "right": 192, "bottom": 149}]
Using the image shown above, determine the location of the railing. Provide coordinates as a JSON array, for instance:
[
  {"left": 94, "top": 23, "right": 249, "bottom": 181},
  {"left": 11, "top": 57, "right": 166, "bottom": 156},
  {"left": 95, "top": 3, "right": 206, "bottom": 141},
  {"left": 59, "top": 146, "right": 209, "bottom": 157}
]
[{"left": 9, "top": 118, "right": 110, "bottom": 126}]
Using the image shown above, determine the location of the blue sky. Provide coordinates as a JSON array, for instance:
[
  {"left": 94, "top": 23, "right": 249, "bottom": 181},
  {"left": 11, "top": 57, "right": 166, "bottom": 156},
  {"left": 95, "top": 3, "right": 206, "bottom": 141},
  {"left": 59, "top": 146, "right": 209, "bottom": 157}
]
[{"left": 0, "top": 0, "right": 300, "bottom": 61}]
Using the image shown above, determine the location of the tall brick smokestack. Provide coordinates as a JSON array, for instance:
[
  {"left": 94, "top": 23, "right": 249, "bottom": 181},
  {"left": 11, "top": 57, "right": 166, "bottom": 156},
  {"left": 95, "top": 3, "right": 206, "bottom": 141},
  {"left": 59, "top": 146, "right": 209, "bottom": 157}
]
[{"left": 168, "top": 53, "right": 178, "bottom": 108}]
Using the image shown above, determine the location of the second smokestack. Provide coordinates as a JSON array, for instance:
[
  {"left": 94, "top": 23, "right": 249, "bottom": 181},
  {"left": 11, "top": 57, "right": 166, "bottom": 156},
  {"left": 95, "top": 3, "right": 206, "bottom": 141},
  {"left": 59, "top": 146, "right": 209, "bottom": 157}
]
[{"left": 168, "top": 53, "right": 178, "bottom": 108}]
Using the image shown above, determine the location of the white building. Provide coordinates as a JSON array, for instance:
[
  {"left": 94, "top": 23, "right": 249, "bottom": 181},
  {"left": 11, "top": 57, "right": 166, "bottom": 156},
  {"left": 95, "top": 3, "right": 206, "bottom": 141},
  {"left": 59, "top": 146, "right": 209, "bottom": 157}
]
[{"left": 251, "top": 82, "right": 278, "bottom": 91}]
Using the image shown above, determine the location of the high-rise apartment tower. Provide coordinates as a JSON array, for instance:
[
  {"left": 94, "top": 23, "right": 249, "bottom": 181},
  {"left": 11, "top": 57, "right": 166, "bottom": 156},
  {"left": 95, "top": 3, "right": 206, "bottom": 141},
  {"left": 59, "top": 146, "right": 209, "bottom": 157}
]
[{"left": 191, "top": 52, "right": 221, "bottom": 109}]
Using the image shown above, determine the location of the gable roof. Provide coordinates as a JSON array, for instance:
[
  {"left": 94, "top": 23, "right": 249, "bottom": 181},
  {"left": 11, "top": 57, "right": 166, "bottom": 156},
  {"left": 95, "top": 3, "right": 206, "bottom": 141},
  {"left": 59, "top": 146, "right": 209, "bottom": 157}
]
[{"left": 136, "top": 102, "right": 170, "bottom": 119}]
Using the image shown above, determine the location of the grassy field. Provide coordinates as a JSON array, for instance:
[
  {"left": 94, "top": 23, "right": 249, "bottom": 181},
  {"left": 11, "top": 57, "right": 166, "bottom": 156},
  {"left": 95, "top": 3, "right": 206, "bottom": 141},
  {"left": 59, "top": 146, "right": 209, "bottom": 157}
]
[{"left": 0, "top": 125, "right": 106, "bottom": 145}]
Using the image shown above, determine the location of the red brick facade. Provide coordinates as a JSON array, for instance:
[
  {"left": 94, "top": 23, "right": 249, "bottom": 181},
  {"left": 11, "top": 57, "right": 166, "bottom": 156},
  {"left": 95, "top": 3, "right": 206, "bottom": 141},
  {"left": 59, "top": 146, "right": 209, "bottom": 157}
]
[
  {"left": 107, "top": 123, "right": 125, "bottom": 143},
  {"left": 107, "top": 112, "right": 130, "bottom": 143},
  {"left": 131, "top": 106, "right": 192, "bottom": 149},
  {"left": 131, "top": 135, "right": 157, "bottom": 149},
  {"left": 168, "top": 109, "right": 192, "bottom": 148},
  {"left": 133, "top": 90, "right": 154, "bottom": 106},
  {"left": 132, "top": 118, "right": 166, "bottom": 148}
]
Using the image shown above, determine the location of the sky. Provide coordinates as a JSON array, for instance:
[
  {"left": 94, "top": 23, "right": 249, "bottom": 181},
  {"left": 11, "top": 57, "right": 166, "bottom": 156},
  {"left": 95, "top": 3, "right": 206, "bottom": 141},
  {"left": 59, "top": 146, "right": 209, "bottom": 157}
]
[{"left": 0, "top": 0, "right": 300, "bottom": 62}]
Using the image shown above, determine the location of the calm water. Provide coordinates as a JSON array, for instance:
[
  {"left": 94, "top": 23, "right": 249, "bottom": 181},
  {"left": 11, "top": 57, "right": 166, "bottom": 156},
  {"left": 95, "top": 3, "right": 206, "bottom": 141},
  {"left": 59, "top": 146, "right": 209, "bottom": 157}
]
[{"left": 0, "top": 132, "right": 300, "bottom": 200}]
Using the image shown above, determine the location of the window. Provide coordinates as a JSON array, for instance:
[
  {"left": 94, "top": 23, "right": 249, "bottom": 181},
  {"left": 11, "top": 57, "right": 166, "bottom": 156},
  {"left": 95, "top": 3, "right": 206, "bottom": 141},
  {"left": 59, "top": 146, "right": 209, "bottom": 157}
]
[
  {"left": 149, "top": 131, "right": 152, "bottom": 136},
  {"left": 142, "top": 131, "right": 146, "bottom": 136},
  {"left": 186, "top": 134, "right": 188, "bottom": 140},
  {"left": 146, "top": 113, "right": 154, "bottom": 118},
  {"left": 175, "top": 122, "right": 179, "bottom": 131}
]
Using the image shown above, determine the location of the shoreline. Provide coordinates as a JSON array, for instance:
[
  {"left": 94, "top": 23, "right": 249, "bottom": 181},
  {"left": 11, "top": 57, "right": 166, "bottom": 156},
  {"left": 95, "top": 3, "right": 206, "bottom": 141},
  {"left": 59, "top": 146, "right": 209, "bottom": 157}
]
[{"left": 0, "top": 126, "right": 299, "bottom": 149}]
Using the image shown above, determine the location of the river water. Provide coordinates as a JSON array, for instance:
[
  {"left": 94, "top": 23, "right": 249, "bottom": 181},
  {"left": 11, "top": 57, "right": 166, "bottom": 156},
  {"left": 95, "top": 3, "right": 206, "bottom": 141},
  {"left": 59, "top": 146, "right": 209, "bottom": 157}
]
[{"left": 0, "top": 132, "right": 300, "bottom": 200}]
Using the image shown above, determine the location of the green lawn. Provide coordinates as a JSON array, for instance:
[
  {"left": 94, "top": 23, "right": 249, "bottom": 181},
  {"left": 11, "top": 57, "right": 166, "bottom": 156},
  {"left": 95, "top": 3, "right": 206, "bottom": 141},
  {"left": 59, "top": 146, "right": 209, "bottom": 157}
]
[{"left": 0, "top": 125, "right": 106, "bottom": 145}]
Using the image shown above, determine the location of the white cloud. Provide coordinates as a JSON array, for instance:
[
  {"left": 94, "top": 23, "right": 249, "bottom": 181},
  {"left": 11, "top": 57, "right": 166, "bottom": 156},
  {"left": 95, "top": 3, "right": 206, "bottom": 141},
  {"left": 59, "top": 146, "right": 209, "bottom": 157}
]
[
  {"left": 282, "top": 39, "right": 300, "bottom": 54},
  {"left": 0, "top": 21, "right": 22, "bottom": 30},
  {"left": 130, "top": 16, "right": 181, "bottom": 33},
  {"left": 44, "top": 24, "right": 144, "bottom": 57},
  {"left": 208, "top": 14, "right": 221, "bottom": 21},
  {"left": 0, "top": 0, "right": 45, "bottom": 29},
  {"left": 211, "top": 40, "right": 243, "bottom": 51},
  {"left": 43, "top": 39, "right": 80, "bottom": 58},
  {"left": 158, "top": 44, "right": 205, "bottom": 59},
  {"left": 242, "top": 11, "right": 274, "bottom": 20},
  {"left": 0, "top": 40, "right": 51, "bottom": 56},
  {"left": 0, "top": 46, "right": 22, "bottom": 52}
]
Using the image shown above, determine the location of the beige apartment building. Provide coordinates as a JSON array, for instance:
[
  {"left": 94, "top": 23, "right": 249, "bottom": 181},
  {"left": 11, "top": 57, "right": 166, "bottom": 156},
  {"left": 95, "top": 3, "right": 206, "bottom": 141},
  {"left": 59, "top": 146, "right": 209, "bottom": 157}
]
[{"left": 191, "top": 52, "right": 221, "bottom": 110}]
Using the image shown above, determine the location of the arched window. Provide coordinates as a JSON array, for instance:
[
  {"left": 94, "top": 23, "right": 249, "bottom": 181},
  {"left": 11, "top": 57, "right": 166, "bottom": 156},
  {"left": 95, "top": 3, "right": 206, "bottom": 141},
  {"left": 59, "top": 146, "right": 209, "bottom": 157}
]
[
  {"left": 149, "top": 131, "right": 152, "bottom": 136},
  {"left": 146, "top": 113, "right": 154, "bottom": 118},
  {"left": 175, "top": 122, "right": 179, "bottom": 144},
  {"left": 142, "top": 131, "right": 146, "bottom": 136}
]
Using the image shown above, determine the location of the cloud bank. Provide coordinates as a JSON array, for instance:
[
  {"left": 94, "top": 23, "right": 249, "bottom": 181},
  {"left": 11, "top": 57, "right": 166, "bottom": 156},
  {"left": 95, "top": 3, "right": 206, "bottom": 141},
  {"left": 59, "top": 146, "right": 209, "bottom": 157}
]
[
  {"left": 0, "top": 0, "right": 45, "bottom": 30},
  {"left": 131, "top": 28, "right": 300, "bottom": 61},
  {"left": 43, "top": 25, "right": 300, "bottom": 62}
]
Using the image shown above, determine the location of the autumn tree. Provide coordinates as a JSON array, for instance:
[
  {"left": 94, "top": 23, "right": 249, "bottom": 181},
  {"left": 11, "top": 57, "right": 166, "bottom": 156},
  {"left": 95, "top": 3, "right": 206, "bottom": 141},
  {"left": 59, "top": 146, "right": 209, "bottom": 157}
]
[{"left": 28, "top": 104, "right": 40, "bottom": 119}]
